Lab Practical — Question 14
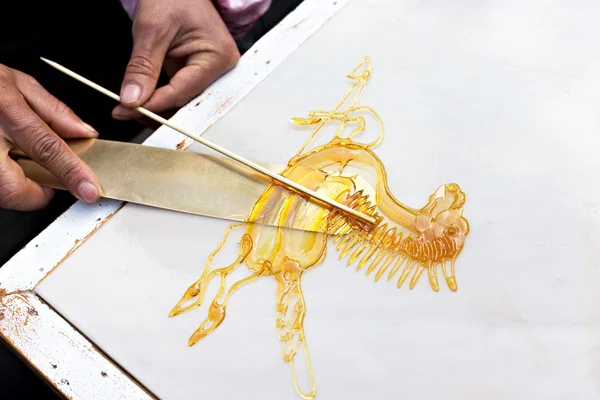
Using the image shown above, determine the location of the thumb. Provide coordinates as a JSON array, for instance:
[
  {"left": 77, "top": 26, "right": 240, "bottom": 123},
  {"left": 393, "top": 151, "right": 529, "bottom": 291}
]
[{"left": 120, "top": 25, "right": 174, "bottom": 108}]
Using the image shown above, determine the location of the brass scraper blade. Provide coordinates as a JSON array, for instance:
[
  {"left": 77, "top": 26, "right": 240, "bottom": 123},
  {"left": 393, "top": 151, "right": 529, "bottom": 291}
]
[{"left": 12, "top": 139, "right": 371, "bottom": 234}]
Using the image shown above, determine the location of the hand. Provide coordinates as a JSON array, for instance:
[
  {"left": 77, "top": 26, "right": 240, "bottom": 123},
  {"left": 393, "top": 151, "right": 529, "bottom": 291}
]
[
  {"left": 0, "top": 65, "right": 101, "bottom": 211},
  {"left": 112, "top": 0, "right": 241, "bottom": 120}
]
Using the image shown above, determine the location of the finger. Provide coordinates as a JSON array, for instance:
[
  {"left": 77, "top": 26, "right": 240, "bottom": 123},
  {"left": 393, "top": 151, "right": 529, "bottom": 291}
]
[
  {"left": 163, "top": 58, "right": 185, "bottom": 78},
  {"left": 145, "top": 51, "right": 238, "bottom": 111},
  {"left": 113, "top": 52, "right": 237, "bottom": 119},
  {"left": 120, "top": 22, "right": 176, "bottom": 108},
  {"left": 111, "top": 102, "right": 175, "bottom": 121},
  {"left": 3, "top": 100, "right": 102, "bottom": 204},
  {"left": 0, "top": 141, "right": 54, "bottom": 211},
  {"left": 14, "top": 71, "right": 98, "bottom": 139},
  {"left": 112, "top": 57, "right": 183, "bottom": 121},
  {"left": 112, "top": 108, "right": 174, "bottom": 127}
]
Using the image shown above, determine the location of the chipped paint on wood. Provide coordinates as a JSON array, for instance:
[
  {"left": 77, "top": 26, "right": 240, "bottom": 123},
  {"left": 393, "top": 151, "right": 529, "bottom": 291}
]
[
  {"left": 0, "top": 0, "right": 347, "bottom": 398},
  {"left": 291, "top": 18, "right": 307, "bottom": 29},
  {"left": 38, "top": 204, "right": 125, "bottom": 290},
  {"left": 0, "top": 200, "right": 124, "bottom": 292},
  {"left": 0, "top": 291, "right": 153, "bottom": 399},
  {"left": 216, "top": 97, "right": 233, "bottom": 115},
  {"left": 176, "top": 139, "right": 187, "bottom": 150}
]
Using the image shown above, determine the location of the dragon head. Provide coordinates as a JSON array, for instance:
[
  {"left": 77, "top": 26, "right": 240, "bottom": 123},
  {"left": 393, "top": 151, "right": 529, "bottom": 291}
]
[{"left": 415, "top": 183, "right": 470, "bottom": 258}]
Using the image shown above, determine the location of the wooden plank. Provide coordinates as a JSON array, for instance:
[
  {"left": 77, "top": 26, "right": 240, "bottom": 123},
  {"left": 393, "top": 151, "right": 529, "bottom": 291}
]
[{"left": 0, "top": 291, "right": 152, "bottom": 399}]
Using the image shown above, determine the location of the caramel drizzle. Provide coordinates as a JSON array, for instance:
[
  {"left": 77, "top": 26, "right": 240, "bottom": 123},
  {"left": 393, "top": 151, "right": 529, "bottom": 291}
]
[{"left": 169, "top": 57, "right": 469, "bottom": 399}]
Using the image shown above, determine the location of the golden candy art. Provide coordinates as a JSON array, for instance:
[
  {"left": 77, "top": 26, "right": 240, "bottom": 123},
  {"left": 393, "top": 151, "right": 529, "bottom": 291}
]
[{"left": 169, "top": 57, "right": 470, "bottom": 399}]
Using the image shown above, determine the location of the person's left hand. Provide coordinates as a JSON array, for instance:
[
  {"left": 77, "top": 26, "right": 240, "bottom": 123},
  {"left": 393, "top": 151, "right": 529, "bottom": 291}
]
[{"left": 112, "top": 0, "right": 240, "bottom": 120}]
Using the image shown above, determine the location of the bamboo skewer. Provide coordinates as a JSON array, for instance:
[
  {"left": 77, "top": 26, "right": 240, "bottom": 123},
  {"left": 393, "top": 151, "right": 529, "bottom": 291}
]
[{"left": 40, "top": 57, "right": 377, "bottom": 227}]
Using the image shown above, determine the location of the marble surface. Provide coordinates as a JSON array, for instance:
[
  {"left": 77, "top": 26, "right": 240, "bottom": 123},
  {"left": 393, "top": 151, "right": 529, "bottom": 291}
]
[{"left": 37, "top": 0, "right": 600, "bottom": 398}]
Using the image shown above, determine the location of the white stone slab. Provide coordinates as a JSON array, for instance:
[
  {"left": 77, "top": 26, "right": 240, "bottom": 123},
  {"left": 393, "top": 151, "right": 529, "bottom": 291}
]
[{"left": 36, "top": 0, "right": 600, "bottom": 399}]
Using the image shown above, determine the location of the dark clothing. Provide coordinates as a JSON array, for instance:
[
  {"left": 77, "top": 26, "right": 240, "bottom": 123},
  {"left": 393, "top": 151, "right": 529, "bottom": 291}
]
[{"left": 0, "top": 1, "right": 303, "bottom": 398}]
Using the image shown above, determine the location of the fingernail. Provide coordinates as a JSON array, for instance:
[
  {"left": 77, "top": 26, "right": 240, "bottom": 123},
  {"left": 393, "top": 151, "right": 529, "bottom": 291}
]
[
  {"left": 77, "top": 182, "right": 99, "bottom": 203},
  {"left": 81, "top": 122, "right": 99, "bottom": 137},
  {"left": 42, "top": 187, "right": 55, "bottom": 199},
  {"left": 121, "top": 83, "right": 141, "bottom": 104},
  {"left": 112, "top": 107, "right": 128, "bottom": 119},
  {"left": 112, "top": 106, "right": 138, "bottom": 120}
]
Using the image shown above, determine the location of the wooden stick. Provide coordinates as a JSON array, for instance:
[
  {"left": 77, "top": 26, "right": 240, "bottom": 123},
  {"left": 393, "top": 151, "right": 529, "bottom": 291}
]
[{"left": 40, "top": 57, "right": 377, "bottom": 227}]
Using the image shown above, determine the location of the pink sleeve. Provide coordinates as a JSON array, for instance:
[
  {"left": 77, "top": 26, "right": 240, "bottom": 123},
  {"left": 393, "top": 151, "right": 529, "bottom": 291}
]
[
  {"left": 213, "top": 0, "right": 272, "bottom": 38},
  {"left": 119, "top": 0, "right": 137, "bottom": 19},
  {"left": 119, "top": 0, "right": 271, "bottom": 38}
]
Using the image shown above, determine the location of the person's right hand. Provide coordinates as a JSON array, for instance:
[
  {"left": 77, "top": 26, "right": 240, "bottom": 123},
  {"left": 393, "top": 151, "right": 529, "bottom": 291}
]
[{"left": 0, "top": 64, "right": 101, "bottom": 211}]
